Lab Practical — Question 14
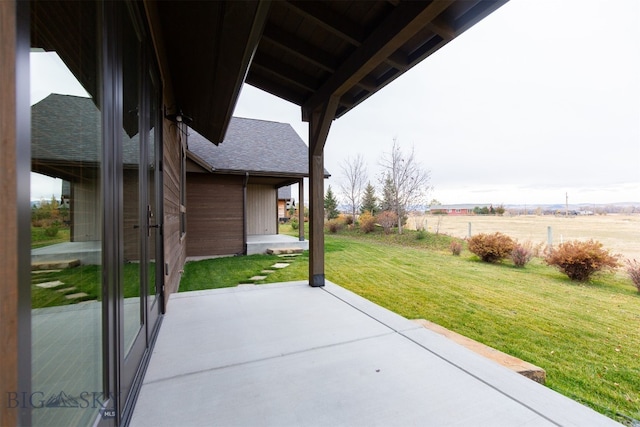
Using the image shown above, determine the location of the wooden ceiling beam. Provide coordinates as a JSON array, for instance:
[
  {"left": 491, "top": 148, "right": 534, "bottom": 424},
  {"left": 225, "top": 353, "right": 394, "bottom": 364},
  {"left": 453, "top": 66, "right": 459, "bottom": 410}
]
[
  {"left": 286, "top": 1, "right": 364, "bottom": 46},
  {"left": 252, "top": 52, "right": 320, "bottom": 93},
  {"left": 357, "top": 76, "right": 378, "bottom": 92},
  {"left": 302, "top": 0, "right": 453, "bottom": 120},
  {"left": 245, "top": 71, "right": 308, "bottom": 107},
  {"left": 262, "top": 26, "right": 338, "bottom": 73},
  {"left": 429, "top": 16, "right": 456, "bottom": 40}
]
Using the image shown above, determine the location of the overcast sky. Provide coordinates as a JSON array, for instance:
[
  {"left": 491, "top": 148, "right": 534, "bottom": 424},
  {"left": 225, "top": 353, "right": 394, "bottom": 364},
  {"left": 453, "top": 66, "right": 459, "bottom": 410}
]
[{"left": 233, "top": 0, "right": 640, "bottom": 206}]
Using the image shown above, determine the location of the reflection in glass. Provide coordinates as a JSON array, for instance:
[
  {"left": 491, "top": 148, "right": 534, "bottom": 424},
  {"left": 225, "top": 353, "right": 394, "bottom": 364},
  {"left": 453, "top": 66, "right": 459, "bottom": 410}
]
[
  {"left": 30, "top": 2, "right": 102, "bottom": 425},
  {"left": 122, "top": 12, "right": 143, "bottom": 353}
]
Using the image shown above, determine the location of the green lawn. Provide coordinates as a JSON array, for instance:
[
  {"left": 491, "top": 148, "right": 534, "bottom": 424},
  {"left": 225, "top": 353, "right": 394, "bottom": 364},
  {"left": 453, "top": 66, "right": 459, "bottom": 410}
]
[
  {"left": 180, "top": 227, "right": 640, "bottom": 424},
  {"left": 31, "top": 263, "right": 143, "bottom": 308},
  {"left": 31, "top": 226, "right": 70, "bottom": 248}
]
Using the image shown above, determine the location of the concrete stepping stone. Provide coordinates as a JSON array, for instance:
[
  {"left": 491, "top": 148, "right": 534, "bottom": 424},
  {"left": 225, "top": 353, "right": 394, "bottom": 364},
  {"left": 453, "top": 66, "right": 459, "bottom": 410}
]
[
  {"left": 261, "top": 270, "right": 276, "bottom": 274},
  {"left": 56, "top": 287, "right": 76, "bottom": 293},
  {"left": 271, "top": 263, "right": 290, "bottom": 269},
  {"left": 65, "top": 292, "right": 88, "bottom": 300},
  {"left": 249, "top": 275, "right": 268, "bottom": 281},
  {"left": 32, "top": 269, "right": 62, "bottom": 274},
  {"left": 35, "top": 280, "right": 64, "bottom": 289},
  {"left": 32, "top": 259, "right": 80, "bottom": 270},
  {"left": 267, "top": 248, "right": 303, "bottom": 255}
]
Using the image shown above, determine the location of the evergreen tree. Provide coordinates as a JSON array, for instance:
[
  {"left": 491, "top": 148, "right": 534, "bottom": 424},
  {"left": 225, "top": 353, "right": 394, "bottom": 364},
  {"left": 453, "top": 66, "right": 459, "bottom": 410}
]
[
  {"left": 360, "top": 182, "right": 379, "bottom": 216},
  {"left": 379, "top": 173, "right": 396, "bottom": 213},
  {"left": 324, "top": 185, "right": 340, "bottom": 220}
]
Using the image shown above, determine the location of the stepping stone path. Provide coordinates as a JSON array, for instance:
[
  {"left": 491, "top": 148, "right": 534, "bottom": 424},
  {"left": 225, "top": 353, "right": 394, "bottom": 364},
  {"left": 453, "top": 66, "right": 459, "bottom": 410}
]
[
  {"left": 238, "top": 253, "right": 300, "bottom": 286},
  {"left": 32, "top": 275, "right": 89, "bottom": 302},
  {"left": 65, "top": 292, "right": 89, "bottom": 300},
  {"left": 271, "top": 263, "right": 290, "bottom": 269},
  {"left": 36, "top": 280, "right": 65, "bottom": 289}
]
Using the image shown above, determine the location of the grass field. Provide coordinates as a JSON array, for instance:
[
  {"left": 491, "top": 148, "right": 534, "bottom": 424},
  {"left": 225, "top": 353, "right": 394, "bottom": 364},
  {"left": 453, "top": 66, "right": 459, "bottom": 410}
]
[
  {"left": 180, "top": 225, "right": 640, "bottom": 424},
  {"left": 407, "top": 214, "right": 640, "bottom": 260}
]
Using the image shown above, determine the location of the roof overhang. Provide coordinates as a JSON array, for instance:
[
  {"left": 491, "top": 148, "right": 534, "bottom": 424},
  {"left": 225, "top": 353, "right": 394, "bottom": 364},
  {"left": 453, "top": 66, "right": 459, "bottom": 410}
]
[{"left": 153, "top": 0, "right": 508, "bottom": 144}]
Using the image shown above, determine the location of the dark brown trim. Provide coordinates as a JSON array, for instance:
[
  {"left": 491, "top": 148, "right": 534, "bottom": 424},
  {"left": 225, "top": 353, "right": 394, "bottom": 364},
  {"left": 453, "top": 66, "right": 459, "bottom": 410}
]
[
  {"left": 0, "top": 1, "right": 31, "bottom": 424},
  {"left": 298, "top": 178, "right": 304, "bottom": 242}
]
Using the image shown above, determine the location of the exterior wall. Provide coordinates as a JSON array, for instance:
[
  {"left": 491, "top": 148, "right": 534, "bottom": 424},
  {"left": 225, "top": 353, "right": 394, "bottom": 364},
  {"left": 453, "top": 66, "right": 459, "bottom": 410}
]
[
  {"left": 186, "top": 173, "right": 244, "bottom": 257},
  {"left": 247, "top": 184, "right": 277, "bottom": 235},
  {"left": 72, "top": 178, "right": 102, "bottom": 242},
  {"left": 162, "top": 122, "right": 185, "bottom": 300}
]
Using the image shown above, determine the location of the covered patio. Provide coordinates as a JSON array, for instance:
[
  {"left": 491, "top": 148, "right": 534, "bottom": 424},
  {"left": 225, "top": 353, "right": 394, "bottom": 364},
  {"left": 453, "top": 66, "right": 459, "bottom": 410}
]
[{"left": 130, "top": 281, "right": 617, "bottom": 426}]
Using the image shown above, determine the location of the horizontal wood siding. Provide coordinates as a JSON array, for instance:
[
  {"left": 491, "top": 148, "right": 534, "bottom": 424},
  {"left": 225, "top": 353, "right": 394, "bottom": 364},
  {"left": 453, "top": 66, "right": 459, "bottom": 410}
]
[
  {"left": 187, "top": 174, "right": 244, "bottom": 256},
  {"left": 162, "top": 122, "right": 184, "bottom": 301},
  {"left": 247, "top": 184, "right": 277, "bottom": 235}
]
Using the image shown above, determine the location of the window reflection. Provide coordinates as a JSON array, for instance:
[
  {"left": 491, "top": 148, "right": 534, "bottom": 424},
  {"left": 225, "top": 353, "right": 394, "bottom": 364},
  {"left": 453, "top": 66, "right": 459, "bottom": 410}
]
[{"left": 30, "top": 2, "right": 103, "bottom": 426}]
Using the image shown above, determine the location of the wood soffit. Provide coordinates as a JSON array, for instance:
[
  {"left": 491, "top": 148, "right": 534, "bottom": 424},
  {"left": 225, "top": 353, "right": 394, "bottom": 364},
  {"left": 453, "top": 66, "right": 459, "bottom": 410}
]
[{"left": 155, "top": 0, "right": 508, "bottom": 144}]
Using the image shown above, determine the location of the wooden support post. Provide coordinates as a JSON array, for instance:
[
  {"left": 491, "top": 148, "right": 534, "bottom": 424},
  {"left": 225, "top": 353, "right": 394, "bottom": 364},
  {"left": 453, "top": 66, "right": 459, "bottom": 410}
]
[
  {"left": 307, "top": 96, "right": 339, "bottom": 287},
  {"left": 298, "top": 178, "right": 304, "bottom": 242}
]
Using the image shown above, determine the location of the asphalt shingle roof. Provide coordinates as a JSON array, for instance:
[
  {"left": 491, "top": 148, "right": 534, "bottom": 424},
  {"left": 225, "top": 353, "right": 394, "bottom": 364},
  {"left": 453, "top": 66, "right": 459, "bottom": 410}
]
[
  {"left": 188, "top": 117, "right": 329, "bottom": 177},
  {"left": 32, "top": 94, "right": 329, "bottom": 178},
  {"left": 32, "top": 94, "right": 140, "bottom": 165}
]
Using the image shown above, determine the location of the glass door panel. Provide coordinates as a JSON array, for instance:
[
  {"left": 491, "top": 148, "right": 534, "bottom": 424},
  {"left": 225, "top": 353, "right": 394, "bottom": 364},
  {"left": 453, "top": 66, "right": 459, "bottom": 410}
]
[
  {"left": 122, "top": 10, "right": 143, "bottom": 355},
  {"left": 30, "top": 2, "right": 104, "bottom": 425}
]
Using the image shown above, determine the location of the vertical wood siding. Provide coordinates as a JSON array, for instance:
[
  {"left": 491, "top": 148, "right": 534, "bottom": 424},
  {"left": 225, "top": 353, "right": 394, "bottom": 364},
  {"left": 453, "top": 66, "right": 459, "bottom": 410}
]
[{"left": 247, "top": 184, "right": 276, "bottom": 235}]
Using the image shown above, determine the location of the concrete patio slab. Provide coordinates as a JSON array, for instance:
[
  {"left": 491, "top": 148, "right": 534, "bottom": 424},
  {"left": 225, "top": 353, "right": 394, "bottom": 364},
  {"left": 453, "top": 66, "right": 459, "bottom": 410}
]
[{"left": 131, "top": 281, "right": 620, "bottom": 427}]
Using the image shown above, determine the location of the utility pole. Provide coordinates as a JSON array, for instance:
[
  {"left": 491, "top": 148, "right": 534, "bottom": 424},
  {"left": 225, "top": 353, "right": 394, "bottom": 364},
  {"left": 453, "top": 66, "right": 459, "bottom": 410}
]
[{"left": 565, "top": 192, "right": 569, "bottom": 217}]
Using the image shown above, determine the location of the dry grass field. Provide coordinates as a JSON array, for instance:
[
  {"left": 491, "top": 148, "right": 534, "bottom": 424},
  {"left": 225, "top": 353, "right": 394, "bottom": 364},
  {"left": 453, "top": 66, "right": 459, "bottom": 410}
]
[{"left": 407, "top": 214, "right": 640, "bottom": 261}]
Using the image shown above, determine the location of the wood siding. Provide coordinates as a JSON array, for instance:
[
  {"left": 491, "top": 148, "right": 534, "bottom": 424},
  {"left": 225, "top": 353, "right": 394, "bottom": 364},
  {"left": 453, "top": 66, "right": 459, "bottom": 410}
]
[
  {"left": 72, "top": 178, "right": 102, "bottom": 243},
  {"left": 162, "top": 122, "right": 185, "bottom": 301},
  {"left": 247, "top": 184, "right": 276, "bottom": 235},
  {"left": 187, "top": 174, "right": 244, "bottom": 257}
]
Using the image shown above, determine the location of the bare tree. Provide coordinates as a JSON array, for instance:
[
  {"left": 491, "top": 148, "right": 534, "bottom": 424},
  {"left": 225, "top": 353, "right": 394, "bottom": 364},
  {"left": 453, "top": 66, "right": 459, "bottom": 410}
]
[
  {"left": 379, "top": 138, "right": 432, "bottom": 234},
  {"left": 339, "top": 154, "right": 367, "bottom": 221}
]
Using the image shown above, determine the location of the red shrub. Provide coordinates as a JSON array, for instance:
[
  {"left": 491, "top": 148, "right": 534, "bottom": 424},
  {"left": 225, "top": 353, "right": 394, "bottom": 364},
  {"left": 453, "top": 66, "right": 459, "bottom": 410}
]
[
  {"left": 376, "top": 211, "right": 397, "bottom": 234},
  {"left": 625, "top": 259, "right": 640, "bottom": 292},
  {"left": 511, "top": 242, "right": 534, "bottom": 267},
  {"left": 467, "top": 232, "right": 515, "bottom": 263},
  {"left": 545, "top": 240, "right": 619, "bottom": 281}
]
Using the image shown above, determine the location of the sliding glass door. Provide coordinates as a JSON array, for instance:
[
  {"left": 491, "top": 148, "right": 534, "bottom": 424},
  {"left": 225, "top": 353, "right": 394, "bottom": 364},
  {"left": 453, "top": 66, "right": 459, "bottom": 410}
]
[{"left": 29, "top": 2, "right": 163, "bottom": 425}]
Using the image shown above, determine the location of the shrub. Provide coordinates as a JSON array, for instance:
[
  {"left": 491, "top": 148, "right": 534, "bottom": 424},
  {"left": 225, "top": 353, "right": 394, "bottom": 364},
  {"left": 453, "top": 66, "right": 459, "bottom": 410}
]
[
  {"left": 545, "top": 240, "right": 619, "bottom": 281},
  {"left": 340, "top": 215, "right": 354, "bottom": 226},
  {"left": 376, "top": 211, "right": 397, "bottom": 234},
  {"left": 467, "top": 232, "right": 515, "bottom": 263},
  {"left": 511, "top": 241, "right": 534, "bottom": 267},
  {"left": 325, "top": 218, "right": 344, "bottom": 234},
  {"left": 625, "top": 259, "right": 640, "bottom": 292},
  {"left": 290, "top": 217, "right": 299, "bottom": 230},
  {"left": 415, "top": 230, "right": 427, "bottom": 240},
  {"left": 450, "top": 241, "right": 462, "bottom": 256},
  {"left": 44, "top": 223, "right": 60, "bottom": 237},
  {"left": 359, "top": 211, "right": 375, "bottom": 233}
]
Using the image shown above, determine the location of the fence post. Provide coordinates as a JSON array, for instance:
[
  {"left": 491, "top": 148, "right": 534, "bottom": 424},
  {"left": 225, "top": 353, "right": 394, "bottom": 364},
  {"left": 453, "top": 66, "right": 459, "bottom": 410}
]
[
  {"left": 547, "top": 226, "right": 553, "bottom": 248},
  {"left": 468, "top": 222, "right": 472, "bottom": 238}
]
